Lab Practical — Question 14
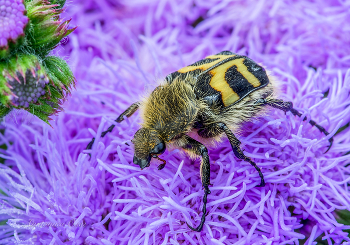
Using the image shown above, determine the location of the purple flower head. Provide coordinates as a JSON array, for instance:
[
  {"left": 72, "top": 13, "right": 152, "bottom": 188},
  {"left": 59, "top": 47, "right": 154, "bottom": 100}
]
[
  {"left": 1, "top": 0, "right": 350, "bottom": 244},
  {"left": 0, "top": 0, "right": 28, "bottom": 48},
  {"left": 7, "top": 70, "right": 49, "bottom": 107}
]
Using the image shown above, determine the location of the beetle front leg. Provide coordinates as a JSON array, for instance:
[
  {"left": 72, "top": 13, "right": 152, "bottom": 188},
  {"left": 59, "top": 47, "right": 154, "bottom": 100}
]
[
  {"left": 175, "top": 135, "right": 211, "bottom": 232},
  {"left": 86, "top": 102, "right": 140, "bottom": 150}
]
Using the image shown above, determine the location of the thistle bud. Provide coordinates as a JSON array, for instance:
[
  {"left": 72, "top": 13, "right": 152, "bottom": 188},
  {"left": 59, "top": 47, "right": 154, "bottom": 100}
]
[{"left": 0, "top": 0, "right": 75, "bottom": 124}]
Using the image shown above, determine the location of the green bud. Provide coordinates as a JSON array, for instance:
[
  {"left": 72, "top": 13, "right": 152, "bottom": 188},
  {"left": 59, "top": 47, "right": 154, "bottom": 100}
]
[{"left": 0, "top": 0, "right": 76, "bottom": 124}]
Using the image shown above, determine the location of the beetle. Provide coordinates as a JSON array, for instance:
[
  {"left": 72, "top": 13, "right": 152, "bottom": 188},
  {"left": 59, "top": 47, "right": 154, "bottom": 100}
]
[{"left": 86, "top": 51, "right": 333, "bottom": 232}]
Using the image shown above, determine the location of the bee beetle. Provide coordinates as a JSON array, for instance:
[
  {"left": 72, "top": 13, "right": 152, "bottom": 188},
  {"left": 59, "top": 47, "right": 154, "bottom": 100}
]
[{"left": 86, "top": 51, "right": 333, "bottom": 232}]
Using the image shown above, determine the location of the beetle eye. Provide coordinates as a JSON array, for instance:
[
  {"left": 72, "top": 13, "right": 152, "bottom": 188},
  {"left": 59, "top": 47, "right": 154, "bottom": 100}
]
[{"left": 150, "top": 142, "right": 165, "bottom": 155}]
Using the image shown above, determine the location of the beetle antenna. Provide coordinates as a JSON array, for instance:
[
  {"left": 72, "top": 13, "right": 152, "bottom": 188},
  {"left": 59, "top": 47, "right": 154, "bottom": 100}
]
[{"left": 85, "top": 102, "right": 140, "bottom": 150}]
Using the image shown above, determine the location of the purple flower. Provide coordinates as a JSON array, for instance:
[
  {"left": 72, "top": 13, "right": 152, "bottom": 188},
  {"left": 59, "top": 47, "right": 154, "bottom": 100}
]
[
  {"left": 1, "top": 0, "right": 350, "bottom": 244},
  {"left": 0, "top": 0, "right": 28, "bottom": 48}
]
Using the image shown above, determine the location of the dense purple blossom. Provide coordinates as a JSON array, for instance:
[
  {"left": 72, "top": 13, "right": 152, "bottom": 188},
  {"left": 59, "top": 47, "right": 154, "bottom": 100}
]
[
  {"left": 0, "top": 0, "right": 28, "bottom": 47},
  {"left": 8, "top": 70, "right": 49, "bottom": 107},
  {"left": 1, "top": 0, "right": 350, "bottom": 244}
]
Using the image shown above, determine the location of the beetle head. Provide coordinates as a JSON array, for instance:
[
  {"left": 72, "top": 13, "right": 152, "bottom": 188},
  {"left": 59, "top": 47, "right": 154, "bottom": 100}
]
[{"left": 132, "top": 128, "right": 166, "bottom": 169}]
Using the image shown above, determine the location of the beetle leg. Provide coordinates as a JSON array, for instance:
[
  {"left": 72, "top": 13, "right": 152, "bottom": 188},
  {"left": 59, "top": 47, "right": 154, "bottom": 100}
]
[
  {"left": 175, "top": 135, "right": 211, "bottom": 232},
  {"left": 197, "top": 117, "right": 265, "bottom": 187},
  {"left": 216, "top": 122, "right": 265, "bottom": 187},
  {"left": 86, "top": 102, "right": 140, "bottom": 150},
  {"left": 260, "top": 98, "right": 333, "bottom": 153}
]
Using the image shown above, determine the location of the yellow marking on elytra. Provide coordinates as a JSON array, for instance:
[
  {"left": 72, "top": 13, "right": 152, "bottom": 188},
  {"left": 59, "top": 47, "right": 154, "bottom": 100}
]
[
  {"left": 209, "top": 58, "right": 261, "bottom": 106},
  {"left": 233, "top": 59, "right": 261, "bottom": 87},
  {"left": 205, "top": 54, "right": 235, "bottom": 60},
  {"left": 177, "top": 54, "right": 236, "bottom": 73}
]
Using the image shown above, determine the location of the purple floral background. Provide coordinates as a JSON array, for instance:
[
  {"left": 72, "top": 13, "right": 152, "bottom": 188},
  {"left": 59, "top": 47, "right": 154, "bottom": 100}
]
[{"left": 1, "top": 0, "right": 350, "bottom": 244}]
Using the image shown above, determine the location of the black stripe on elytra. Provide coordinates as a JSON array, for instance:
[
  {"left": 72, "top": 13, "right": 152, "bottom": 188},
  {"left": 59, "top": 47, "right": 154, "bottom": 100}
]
[
  {"left": 243, "top": 57, "right": 269, "bottom": 87},
  {"left": 194, "top": 72, "right": 225, "bottom": 108},
  {"left": 222, "top": 57, "right": 270, "bottom": 108},
  {"left": 225, "top": 65, "right": 255, "bottom": 98}
]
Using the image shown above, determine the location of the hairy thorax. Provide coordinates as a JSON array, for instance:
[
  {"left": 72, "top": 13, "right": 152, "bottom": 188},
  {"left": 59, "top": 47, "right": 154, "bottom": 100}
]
[{"left": 139, "top": 79, "right": 202, "bottom": 142}]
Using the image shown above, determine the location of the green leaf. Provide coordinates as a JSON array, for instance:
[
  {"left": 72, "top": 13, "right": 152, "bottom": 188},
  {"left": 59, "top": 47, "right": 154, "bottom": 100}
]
[
  {"left": 31, "top": 99, "right": 55, "bottom": 114},
  {"left": 0, "top": 129, "right": 8, "bottom": 164},
  {"left": 0, "top": 105, "right": 11, "bottom": 119},
  {"left": 335, "top": 209, "right": 350, "bottom": 242},
  {"left": 0, "top": 49, "right": 9, "bottom": 59},
  {"left": 336, "top": 209, "right": 350, "bottom": 225},
  {"left": 0, "top": 72, "right": 12, "bottom": 101},
  {"left": 0, "top": 219, "right": 8, "bottom": 225},
  {"left": 47, "top": 85, "right": 64, "bottom": 101},
  {"left": 28, "top": 104, "right": 50, "bottom": 124},
  {"left": 43, "top": 56, "right": 75, "bottom": 89}
]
